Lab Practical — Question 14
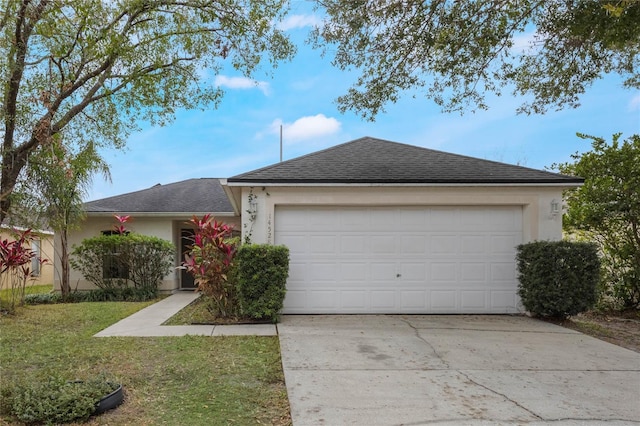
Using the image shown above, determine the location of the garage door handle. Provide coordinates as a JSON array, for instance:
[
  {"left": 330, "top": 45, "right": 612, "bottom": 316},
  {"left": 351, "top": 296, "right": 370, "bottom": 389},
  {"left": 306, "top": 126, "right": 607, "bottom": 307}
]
[{"left": 396, "top": 274, "right": 401, "bottom": 278}]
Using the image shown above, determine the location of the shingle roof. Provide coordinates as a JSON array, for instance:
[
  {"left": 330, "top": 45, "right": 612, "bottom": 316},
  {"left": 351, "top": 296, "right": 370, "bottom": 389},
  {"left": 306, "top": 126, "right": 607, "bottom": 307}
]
[
  {"left": 228, "top": 137, "right": 583, "bottom": 184},
  {"left": 84, "top": 178, "right": 234, "bottom": 213}
]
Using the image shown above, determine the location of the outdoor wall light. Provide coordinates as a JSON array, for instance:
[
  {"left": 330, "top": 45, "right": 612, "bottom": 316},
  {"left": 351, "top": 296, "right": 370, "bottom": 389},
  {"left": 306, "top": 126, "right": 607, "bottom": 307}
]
[{"left": 550, "top": 199, "right": 560, "bottom": 217}]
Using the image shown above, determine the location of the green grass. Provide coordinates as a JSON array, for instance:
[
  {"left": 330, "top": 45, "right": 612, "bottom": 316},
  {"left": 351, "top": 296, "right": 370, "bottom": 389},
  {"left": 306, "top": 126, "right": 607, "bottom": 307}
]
[
  {"left": 164, "top": 296, "right": 219, "bottom": 325},
  {"left": 0, "top": 301, "right": 291, "bottom": 425},
  {"left": 0, "top": 283, "right": 52, "bottom": 307}
]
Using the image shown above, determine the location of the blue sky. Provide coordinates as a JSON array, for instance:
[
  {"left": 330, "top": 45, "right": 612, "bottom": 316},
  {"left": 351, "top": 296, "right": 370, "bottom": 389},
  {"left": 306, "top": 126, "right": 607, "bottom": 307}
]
[{"left": 87, "top": 6, "right": 640, "bottom": 201}]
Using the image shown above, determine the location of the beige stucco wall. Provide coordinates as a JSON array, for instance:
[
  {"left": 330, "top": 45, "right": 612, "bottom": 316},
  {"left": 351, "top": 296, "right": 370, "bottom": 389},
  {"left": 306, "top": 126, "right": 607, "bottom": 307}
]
[
  {"left": 55, "top": 214, "right": 240, "bottom": 292},
  {"left": 0, "top": 229, "right": 55, "bottom": 288},
  {"left": 236, "top": 185, "right": 566, "bottom": 245}
]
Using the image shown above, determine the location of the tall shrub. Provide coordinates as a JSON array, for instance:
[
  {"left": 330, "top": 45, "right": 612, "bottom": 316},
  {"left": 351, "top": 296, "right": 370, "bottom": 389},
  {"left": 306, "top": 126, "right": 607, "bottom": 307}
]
[
  {"left": 516, "top": 240, "right": 600, "bottom": 318},
  {"left": 71, "top": 216, "right": 174, "bottom": 298},
  {"left": 71, "top": 235, "right": 129, "bottom": 291},
  {"left": 235, "top": 244, "right": 289, "bottom": 323},
  {"left": 554, "top": 133, "right": 640, "bottom": 309},
  {"left": 182, "top": 215, "right": 238, "bottom": 317}
]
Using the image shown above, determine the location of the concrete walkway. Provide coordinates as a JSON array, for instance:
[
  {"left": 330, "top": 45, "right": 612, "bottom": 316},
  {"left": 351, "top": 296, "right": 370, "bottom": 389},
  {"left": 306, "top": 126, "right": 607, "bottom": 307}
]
[
  {"left": 279, "top": 315, "right": 640, "bottom": 425},
  {"left": 94, "top": 292, "right": 277, "bottom": 337}
]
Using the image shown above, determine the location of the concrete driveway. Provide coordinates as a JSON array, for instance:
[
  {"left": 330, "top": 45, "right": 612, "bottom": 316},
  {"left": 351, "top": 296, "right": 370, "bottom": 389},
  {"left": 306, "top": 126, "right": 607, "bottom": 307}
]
[{"left": 277, "top": 315, "right": 640, "bottom": 425}]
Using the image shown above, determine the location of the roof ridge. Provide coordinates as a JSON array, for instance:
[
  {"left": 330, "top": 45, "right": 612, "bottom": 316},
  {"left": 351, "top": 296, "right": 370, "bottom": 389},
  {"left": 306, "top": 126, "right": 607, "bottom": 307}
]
[{"left": 227, "top": 136, "right": 583, "bottom": 184}]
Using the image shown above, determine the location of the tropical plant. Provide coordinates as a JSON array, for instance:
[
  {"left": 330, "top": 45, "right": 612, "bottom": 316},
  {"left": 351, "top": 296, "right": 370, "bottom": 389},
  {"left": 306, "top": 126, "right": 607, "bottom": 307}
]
[
  {"left": 0, "top": 229, "right": 45, "bottom": 312},
  {"left": 182, "top": 215, "right": 238, "bottom": 317}
]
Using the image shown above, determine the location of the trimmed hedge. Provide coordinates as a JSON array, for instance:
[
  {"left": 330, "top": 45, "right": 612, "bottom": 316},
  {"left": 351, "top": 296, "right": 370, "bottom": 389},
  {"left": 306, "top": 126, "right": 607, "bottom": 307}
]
[
  {"left": 235, "top": 244, "right": 289, "bottom": 323},
  {"left": 516, "top": 240, "right": 600, "bottom": 318}
]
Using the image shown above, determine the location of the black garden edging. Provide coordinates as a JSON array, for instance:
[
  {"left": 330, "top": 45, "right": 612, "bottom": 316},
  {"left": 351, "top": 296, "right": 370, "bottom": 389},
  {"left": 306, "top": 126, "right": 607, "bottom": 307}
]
[{"left": 94, "top": 383, "right": 124, "bottom": 415}]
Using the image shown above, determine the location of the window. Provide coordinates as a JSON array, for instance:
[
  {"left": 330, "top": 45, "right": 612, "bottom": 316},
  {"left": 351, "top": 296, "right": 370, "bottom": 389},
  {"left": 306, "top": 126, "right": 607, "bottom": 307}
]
[
  {"left": 101, "top": 231, "right": 129, "bottom": 279},
  {"left": 31, "top": 239, "right": 41, "bottom": 276}
]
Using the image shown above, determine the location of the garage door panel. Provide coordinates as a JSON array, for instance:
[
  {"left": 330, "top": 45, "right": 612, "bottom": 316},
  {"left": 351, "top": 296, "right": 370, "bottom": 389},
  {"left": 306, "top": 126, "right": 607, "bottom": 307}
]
[
  {"left": 283, "top": 290, "right": 307, "bottom": 310},
  {"left": 461, "top": 291, "right": 488, "bottom": 309},
  {"left": 461, "top": 235, "right": 487, "bottom": 254},
  {"left": 431, "top": 291, "right": 457, "bottom": 310},
  {"left": 287, "top": 261, "right": 309, "bottom": 283},
  {"left": 490, "top": 235, "right": 520, "bottom": 254},
  {"left": 401, "top": 291, "right": 426, "bottom": 309},
  {"left": 340, "top": 263, "right": 368, "bottom": 283},
  {"left": 431, "top": 263, "right": 458, "bottom": 281},
  {"left": 491, "top": 290, "right": 518, "bottom": 311},
  {"left": 371, "top": 263, "right": 396, "bottom": 280},
  {"left": 431, "top": 235, "right": 459, "bottom": 255},
  {"left": 310, "top": 263, "right": 338, "bottom": 280},
  {"left": 340, "top": 235, "right": 366, "bottom": 253},
  {"left": 430, "top": 208, "right": 458, "bottom": 229},
  {"left": 309, "top": 235, "right": 337, "bottom": 253},
  {"left": 370, "top": 235, "right": 396, "bottom": 254},
  {"left": 341, "top": 291, "right": 367, "bottom": 309},
  {"left": 277, "top": 234, "right": 307, "bottom": 252},
  {"left": 399, "top": 263, "right": 426, "bottom": 280},
  {"left": 490, "top": 262, "right": 517, "bottom": 281},
  {"left": 275, "top": 206, "right": 522, "bottom": 314},
  {"left": 460, "top": 263, "right": 487, "bottom": 281},
  {"left": 398, "top": 209, "right": 427, "bottom": 229},
  {"left": 400, "top": 235, "right": 427, "bottom": 253},
  {"left": 309, "top": 291, "right": 337, "bottom": 309},
  {"left": 371, "top": 291, "right": 396, "bottom": 309},
  {"left": 340, "top": 209, "right": 370, "bottom": 230}
]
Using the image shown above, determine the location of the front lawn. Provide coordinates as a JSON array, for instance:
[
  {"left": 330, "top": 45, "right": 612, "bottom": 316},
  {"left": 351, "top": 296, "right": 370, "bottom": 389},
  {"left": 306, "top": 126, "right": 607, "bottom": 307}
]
[
  {"left": 0, "top": 283, "right": 52, "bottom": 310},
  {"left": 0, "top": 301, "right": 291, "bottom": 425}
]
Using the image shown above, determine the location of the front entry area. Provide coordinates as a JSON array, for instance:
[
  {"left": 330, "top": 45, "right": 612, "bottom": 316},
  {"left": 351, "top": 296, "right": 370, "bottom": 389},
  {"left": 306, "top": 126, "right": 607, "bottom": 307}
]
[
  {"left": 180, "top": 228, "right": 196, "bottom": 289},
  {"left": 275, "top": 205, "right": 523, "bottom": 314}
]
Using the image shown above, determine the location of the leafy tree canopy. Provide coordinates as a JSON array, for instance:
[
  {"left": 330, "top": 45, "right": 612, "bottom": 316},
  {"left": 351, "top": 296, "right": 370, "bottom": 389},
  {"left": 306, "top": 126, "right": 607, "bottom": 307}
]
[
  {"left": 312, "top": 0, "right": 640, "bottom": 119},
  {"left": 554, "top": 133, "right": 640, "bottom": 308},
  {"left": 1, "top": 0, "right": 295, "bottom": 222}
]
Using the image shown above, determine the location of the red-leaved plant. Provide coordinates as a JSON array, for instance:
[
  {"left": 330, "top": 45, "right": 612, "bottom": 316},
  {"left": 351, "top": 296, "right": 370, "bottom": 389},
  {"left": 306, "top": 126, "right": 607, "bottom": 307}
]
[
  {"left": 113, "top": 215, "right": 131, "bottom": 235},
  {"left": 182, "top": 215, "right": 238, "bottom": 317},
  {"left": 0, "top": 229, "right": 47, "bottom": 313}
]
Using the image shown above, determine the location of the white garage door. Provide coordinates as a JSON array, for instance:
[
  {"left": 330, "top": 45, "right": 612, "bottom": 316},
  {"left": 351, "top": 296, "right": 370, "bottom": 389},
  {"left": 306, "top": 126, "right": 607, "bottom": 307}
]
[{"left": 275, "top": 205, "right": 523, "bottom": 314}]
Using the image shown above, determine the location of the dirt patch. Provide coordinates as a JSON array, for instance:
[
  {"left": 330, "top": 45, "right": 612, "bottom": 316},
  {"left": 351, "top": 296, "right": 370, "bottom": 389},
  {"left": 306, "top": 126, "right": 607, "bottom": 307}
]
[{"left": 550, "top": 310, "right": 640, "bottom": 353}]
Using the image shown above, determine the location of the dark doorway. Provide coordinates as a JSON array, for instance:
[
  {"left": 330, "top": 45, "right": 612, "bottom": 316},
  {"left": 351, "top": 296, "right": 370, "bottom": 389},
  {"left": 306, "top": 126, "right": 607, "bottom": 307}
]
[{"left": 180, "top": 228, "right": 196, "bottom": 289}]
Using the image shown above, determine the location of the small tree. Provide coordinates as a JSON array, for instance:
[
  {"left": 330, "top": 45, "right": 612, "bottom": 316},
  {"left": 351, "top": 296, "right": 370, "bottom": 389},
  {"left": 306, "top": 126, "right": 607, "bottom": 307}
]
[
  {"left": 554, "top": 133, "right": 640, "bottom": 309},
  {"left": 27, "top": 139, "right": 110, "bottom": 299},
  {"left": 182, "top": 215, "right": 237, "bottom": 317}
]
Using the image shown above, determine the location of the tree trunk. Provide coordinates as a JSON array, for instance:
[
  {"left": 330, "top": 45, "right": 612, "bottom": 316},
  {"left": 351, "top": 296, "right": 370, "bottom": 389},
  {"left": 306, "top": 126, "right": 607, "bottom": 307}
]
[{"left": 60, "top": 229, "right": 70, "bottom": 298}]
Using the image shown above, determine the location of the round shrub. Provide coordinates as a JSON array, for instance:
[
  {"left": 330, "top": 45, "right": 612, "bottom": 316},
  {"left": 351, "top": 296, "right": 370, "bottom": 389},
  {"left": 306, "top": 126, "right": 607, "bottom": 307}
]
[{"left": 516, "top": 240, "right": 600, "bottom": 318}]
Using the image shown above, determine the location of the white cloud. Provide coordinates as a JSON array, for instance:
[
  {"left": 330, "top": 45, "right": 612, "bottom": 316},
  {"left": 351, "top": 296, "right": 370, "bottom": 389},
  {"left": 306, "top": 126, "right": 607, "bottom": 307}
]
[
  {"left": 214, "top": 75, "right": 270, "bottom": 95},
  {"left": 265, "top": 114, "right": 341, "bottom": 143},
  {"left": 628, "top": 93, "right": 640, "bottom": 111},
  {"left": 278, "top": 14, "right": 322, "bottom": 31},
  {"left": 511, "top": 31, "right": 539, "bottom": 54}
]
